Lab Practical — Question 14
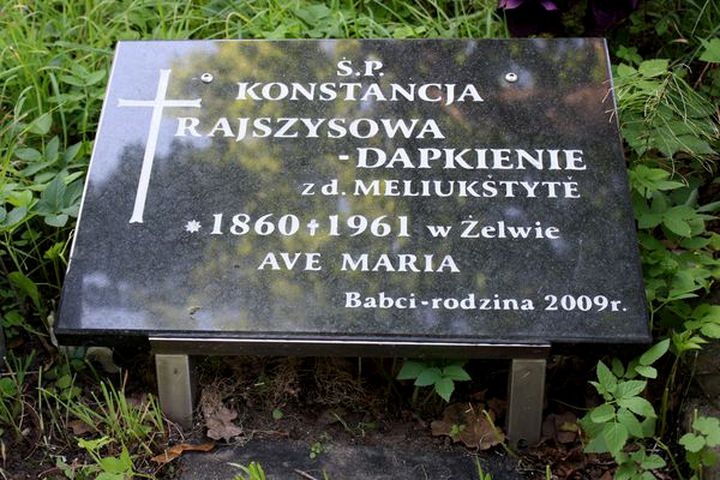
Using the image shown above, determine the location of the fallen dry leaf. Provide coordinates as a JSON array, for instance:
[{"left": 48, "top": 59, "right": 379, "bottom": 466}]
[
  {"left": 201, "top": 388, "right": 244, "bottom": 442},
  {"left": 431, "top": 403, "right": 504, "bottom": 450},
  {"left": 541, "top": 412, "right": 579, "bottom": 444},
  {"left": 151, "top": 442, "right": 215, "bottom": 465},
  {"left": 67, "top": 419, "right": 93, "bottom": 436}
]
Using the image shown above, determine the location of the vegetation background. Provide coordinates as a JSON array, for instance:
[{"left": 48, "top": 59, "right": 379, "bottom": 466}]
[{"left": 0, "top": 0, "right": 718, "bottom": 479}]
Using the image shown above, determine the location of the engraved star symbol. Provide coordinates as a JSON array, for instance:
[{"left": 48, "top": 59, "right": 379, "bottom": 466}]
[{"left": 185, "top": 220, "right": 202, "bottom": 233}]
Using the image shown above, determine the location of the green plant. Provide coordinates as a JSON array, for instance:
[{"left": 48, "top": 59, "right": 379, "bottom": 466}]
[
  {"left": 474, "top": 456, "right": 494, "bottom": 480},
  {"left": 679, "top": 413, "right": 720, "bottom": 479},
  {"left": 580, "top": 340, "right": 670, "bottom": 477},
  {"left": 76, "top": 436, "right": 142, "bottom": 480},
  {"left": 230, "top": 460, "right": 267, "bottom": 480},
  {"left": 0, "top": 350, "right": 34, "bottom": 438},
  {"left": 43, "top": 378, "right": 165, "bottom": 457},
  {"left": 309, "top": 439, "right": 325, "bottom": 460},
  {"left": 614, "top": 59, "right": 718, "bottom": 170},
  {"left": 397, "top": 359, "right": 471, "bottom": 404}
]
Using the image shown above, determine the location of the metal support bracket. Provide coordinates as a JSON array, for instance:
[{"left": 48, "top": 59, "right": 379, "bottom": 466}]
[
  {"left": 155, "top": 354, "right": 195, "bottom": 429},
  {"left": 507, "top": 358, "right": 547, "bottom": 446}
]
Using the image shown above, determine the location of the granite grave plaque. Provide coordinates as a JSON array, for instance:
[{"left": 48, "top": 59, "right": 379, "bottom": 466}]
[
  {"left": 56, "top": 39, "right": 649, "bottom": 439},
  {"left": 57, "top": 39, "right": 647, "bottom": 346}
]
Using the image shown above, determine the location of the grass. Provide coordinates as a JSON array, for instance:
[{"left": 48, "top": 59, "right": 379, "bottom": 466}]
[{"left": 0, "top": 0, "right": 718, "bottom": 478}]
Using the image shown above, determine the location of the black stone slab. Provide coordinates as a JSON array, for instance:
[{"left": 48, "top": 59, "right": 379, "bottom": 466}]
[{"left": 56, "top": 39, "right": 649, "bottom": 349}]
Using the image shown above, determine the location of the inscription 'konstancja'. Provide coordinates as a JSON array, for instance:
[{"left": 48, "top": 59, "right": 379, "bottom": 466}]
[{"left": 235, "top": 81, "right": 483, "bottom": 105}]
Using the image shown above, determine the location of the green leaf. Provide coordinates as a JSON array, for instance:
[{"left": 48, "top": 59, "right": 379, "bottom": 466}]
[
  {"left": 0, "top": 378, "right": 18, "bottom": 397},
  {"left": 617, "top": 397, "right": 656, "bottom": 418},
  {"left": 39, "top": 176, "right": 66, "bottom": 212},
  {"left": 639, "top": 339, "right": 669, "bottom": 366},
  {"left": 55, "top": 374, "right": 72, "bottom": 390},
  {"left": 640, "top": 416, "right": 656, "bottom": 437},
  {"left": 617, "top": 408, "right": 644, "bottom": 438},
  {"left": 96, "top": 473, "right": 124, "bottom": 480},
  {"left": 583, "top": 433, "right": 608, "bottom": 453},
  {"left": 680, "top": 433, "right": 706, "bottom": 453},
  {"left": 638, "top": 59, "right": 669, "bottom": 77},
  {"left": 615, "top": 380, "right": 646, "bottom": 399},
  {"left": 693, "top": 417, "right": 720, "bottom": 439},
  {"left": 442, "top": 365, "right": 471, "bottom": 382},
  {"left": 663, "top": 212, "right": 691, "bottom": 237},
  {"left": 29, "top": 113, "right": 52, "bottom": 135},
  {"left": 434, "top": 377, "right": 454, "bottom": 402},
  {"left": 596, "top": 361, "right": 617, "bottom": 392},
  {"left": 634, "top": 365, "right": 657, "bottom": 379},
  {"left": 601, "top": 422, "right": 629, "bottom": 455},
  {"left": 414, "top": 367, "right": 442, "bottom": 387},
  {"left": 700, "top": 323, "right": 720, "bottom": 339},
  {"left": 397, "top": 361, "right": 424, "bottom": 380},
  {"left": 3, "top": 206, "right": 28, "bottom": 228},
  {"left": 701, "top": 449, "right": 718, "bottom": 467},
  {"left": 8, "top": 271, "right": 41, "bottom": 312},
  {"left": 3, "top": 311, "right": 26, "bottom": 328},
  {"left": 84, "top": 69, "right": 106, "bottom": 86},
  {"left": 64, "top": 142, "right": 83, "bottom": 163},
  {"left": 45, "top": 136, "right": 60, "bottom": 163},
  {"left": 44, "top": 213, "right": 69, "bottom": 227},
  {"left": 14, "top": 147, "right": 42, "bottom": 161},
  {"left": 611, "top": 358, "right": 625, "bottom": 378},
  {"left": 699, "top": 39, "right": 720, "bottom": 63},
  {"left": 640, "top": 453, "right": 666, "bottom": 469},
  {"left": 590, "top": 404, "right": 616, "bottom": 423}
]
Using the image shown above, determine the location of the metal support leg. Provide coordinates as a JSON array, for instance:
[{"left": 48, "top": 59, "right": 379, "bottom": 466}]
[
  {"left": 155, "top": 354, "right": 196, "bottom": 429},
  {"left": 507, "top": 358, "right": 546, "bottom": 446}
]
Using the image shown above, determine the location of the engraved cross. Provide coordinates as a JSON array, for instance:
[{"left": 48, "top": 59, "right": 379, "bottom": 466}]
[{"left": 118, "top": 69, "right": 201, "bottom": 223}]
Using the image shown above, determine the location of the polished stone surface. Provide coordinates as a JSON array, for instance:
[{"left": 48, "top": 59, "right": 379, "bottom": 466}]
[{"left": 56, "top": 39, "right": 648, "bottom": 346}]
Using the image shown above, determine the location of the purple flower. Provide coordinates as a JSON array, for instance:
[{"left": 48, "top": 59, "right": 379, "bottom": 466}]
[
  {"left": 498, "top": 0, "right": 559, "bottom": 11},
  {"left": 498, "top": 0, "right": 640, "bottom": 36}
]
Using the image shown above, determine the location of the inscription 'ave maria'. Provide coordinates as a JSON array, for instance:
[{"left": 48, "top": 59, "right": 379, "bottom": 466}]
[{"left": 257, "top": 252, "right": 459, "bottom": 272}]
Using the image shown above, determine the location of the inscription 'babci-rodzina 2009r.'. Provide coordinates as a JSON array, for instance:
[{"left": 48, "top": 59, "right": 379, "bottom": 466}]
[{"left": 56, "top": 39, "right": 649, "bottom": 444}]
